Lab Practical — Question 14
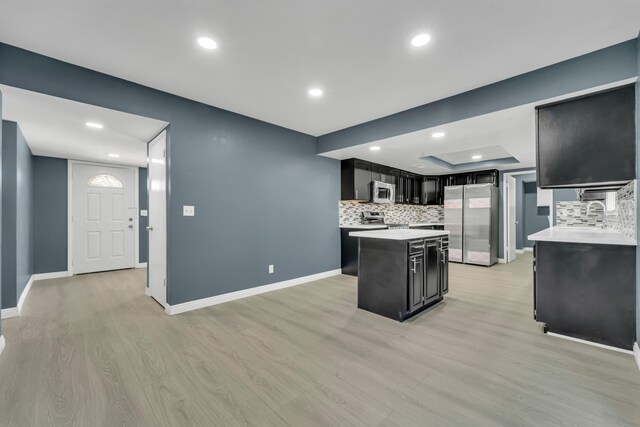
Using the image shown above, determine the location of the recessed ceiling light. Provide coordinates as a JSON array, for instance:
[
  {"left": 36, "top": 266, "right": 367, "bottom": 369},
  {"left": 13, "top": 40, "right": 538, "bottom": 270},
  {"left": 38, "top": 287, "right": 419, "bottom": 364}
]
[
  {"left": 85, "top": 122, "right": 103, "bottom": 129},
  {"left": 108, "top": 153, "right": 120, "bottom": 158},
  {"left": 472, "top": 154, "right": 483, "bottom": 160},
  {"left": 432, "top": 131, "right": 446, "bottom": 139},
  {"left": 411, "top": 34, "right": 431, "bottom": 47},
  {"left": 370, "top": 146, "right": 381, "bottom": 151},
  {"left": 197, "top": 37, "right": 218, "bottom": 50},
  {"left": 308, "top": 88, "right": 323, "bottom": 97}
]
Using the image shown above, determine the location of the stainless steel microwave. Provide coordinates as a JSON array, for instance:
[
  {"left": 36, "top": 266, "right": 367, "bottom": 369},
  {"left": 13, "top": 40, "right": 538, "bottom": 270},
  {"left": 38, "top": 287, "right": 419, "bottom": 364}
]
[{"left": 371, "top": 181, "right": 395, "bottom": 204}]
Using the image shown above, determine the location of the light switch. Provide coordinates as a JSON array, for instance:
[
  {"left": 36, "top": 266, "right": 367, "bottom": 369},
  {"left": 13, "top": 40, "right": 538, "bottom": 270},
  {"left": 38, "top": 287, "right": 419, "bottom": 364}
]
[
  {"left": 140, "top": 209, "right": 148, "bottom": 217},
  {"left": 183, "top": 205, "right": 195, "bottom": 216}
]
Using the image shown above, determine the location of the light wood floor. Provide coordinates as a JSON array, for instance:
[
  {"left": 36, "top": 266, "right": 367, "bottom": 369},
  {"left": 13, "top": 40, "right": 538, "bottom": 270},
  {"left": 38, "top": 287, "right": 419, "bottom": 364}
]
[{"left": 1, "top": 254, "right": 639, "bottom": 426}]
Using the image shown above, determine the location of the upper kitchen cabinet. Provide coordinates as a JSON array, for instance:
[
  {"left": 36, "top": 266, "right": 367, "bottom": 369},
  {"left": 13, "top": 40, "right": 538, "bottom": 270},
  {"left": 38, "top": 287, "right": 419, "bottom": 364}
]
[
  {"left": 341, "top": 158, "right": 372, "bottom": 201},
  {"left": 536, "top": 84, "right": 636, "bottom": 189},
  {"left": 372, "top": 164, "right": 394, "bottom": 184},
  {"left": 422, "top": 176, "right": 443, "bottom": 205},
  {"left": 471, "top": 169, "right": 499, "bottom": 186}
]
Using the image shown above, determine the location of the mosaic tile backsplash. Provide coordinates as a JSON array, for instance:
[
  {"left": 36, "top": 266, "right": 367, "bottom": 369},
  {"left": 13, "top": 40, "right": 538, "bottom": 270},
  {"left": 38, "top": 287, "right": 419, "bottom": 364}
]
[
  {"left": 604, "top": 181, "right": 636, "bottom": 239},
  {"left": 555, "top": 180, "right": 636, "bottom": 239},
  {"left": 339, "top": 202, "right": 444, "bottom": 225}
]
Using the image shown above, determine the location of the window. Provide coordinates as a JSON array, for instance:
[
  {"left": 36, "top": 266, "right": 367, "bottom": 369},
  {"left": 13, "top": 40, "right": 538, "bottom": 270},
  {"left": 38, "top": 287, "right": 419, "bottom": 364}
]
[{"left": 87, "top": 174, "right": 123, "bottom": 188}]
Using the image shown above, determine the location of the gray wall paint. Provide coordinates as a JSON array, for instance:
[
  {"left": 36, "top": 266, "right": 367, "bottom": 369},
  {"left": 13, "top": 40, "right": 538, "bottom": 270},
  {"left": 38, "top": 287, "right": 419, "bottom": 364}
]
[
  {"left": 1, "top": 120, "right": 33, "bottom": 309},
  {"left": 0, "top": 43, "right": 340, "bottom": 305},
  {"left": 514, "top": 173, "right": 537, "bottom": 249},
  {"left": 523, "top": 181, "right": 550, "bottom": 247},
  {"left": 318, "top": 39, "right": 638, "bottom": 153},
  {"left": 33, "top": 156, "right": 67, "bottom": 274},
  {"left": 138, "top": 167, "right": 148, "bottom": 264},
  {"left": 0, "top": 92, "right": 3, "bottom": 334},
  {"left": 2, "top": 121, "right": 18, "bottom": 309}
]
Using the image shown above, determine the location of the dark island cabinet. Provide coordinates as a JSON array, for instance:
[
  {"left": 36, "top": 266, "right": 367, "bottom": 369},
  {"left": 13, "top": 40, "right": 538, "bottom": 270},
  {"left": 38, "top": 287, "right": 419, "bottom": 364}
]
[
  {"left": 536, "top": 84, "right": 636, "bottom": 188},
  {"left": 357, "top": 236, "right": 449, "bottom": 321}
]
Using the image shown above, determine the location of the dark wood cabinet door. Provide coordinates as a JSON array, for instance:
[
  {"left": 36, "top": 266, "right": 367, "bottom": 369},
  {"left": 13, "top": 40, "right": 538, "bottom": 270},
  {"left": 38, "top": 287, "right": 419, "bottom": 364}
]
[
  {"left": 408, "top": 253, "right": 424, "bottom": 312},
  {"left": 380, "top": 166, "right": 394, "bottom": 184},
  {"left": 422, "top": 176, "right": 441, "bottom": 205},
  {"left": 371, "top": 164, "right": 382, "bottom": 183},
  {"left": 425, "top": 241, "right": 440, "bottom": 303},
  {"left": 536, "top": 84, "right": 635, "bottom": 188},
  {"left": 353, "top": 159, "right": 372, "bottom": 201},
  {"left": 472, "top": 170, "right": 498, "bottom": 186}
]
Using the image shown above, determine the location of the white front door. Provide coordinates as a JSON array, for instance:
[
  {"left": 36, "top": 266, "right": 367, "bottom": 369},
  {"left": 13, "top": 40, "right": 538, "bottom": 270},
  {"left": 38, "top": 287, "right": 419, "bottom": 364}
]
[
  {"left": 507, "top": 176, "right": 517, "bottom": 263},
  {"left": 73, "top": 163, "right": 136, "bottom": 274},
  {"left": 148, "top": 131, "right": 167, "bottom": 307}
]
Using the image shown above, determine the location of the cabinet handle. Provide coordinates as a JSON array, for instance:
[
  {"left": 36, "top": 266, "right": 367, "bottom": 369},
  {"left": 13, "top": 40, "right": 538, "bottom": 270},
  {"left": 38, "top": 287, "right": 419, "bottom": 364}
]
[
  {"left": 411, "top": 258, "right": 417, "bottom": 273},
  {"left": 355, "top": 190, "right": 358, "bottom": 199}
]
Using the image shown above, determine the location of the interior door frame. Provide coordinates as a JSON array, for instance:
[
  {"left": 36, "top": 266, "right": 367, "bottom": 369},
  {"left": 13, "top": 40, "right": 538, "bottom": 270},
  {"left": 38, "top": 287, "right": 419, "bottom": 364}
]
[
  {"left": 67, "top": 160, "right": 140, "bottom": 275},
  {"left": 501, "top": 170, "right": 552, "bottom": 263}
]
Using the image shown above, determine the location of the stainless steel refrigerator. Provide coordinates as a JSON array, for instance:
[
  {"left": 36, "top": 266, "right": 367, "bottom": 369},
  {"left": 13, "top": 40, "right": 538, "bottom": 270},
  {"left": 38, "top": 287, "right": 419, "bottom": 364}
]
[{"left": 444, "top": 184, "right": 498, "bottom": 266}]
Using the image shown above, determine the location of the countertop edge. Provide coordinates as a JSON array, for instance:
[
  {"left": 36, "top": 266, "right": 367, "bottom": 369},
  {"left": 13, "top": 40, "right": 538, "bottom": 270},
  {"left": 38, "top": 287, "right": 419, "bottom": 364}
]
[{"left": 528, "top": 227, "right": 637, "bottom": 247}]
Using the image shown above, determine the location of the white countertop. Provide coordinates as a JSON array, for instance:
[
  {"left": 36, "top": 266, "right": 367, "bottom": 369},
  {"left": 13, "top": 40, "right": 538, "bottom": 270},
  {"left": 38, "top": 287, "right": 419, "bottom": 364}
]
[
  {"left": 408, "top": 222, "right": 444, "bottom": 227},
  {"left": 339, "top": 224, "right": 388, "bottom": 229},
  {"left": 528, "top": 227, "right": 637, "bottom": 246},
  {"left": 349, "top": 229, "right": 449, "bottom": 240}
]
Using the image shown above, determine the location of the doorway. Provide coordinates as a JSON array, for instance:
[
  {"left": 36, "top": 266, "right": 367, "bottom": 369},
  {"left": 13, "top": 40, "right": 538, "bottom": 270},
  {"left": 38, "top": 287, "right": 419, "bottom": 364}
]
[
  {"left": 71, "top": 162, "right": 137, "bottom": 274},
  {"left": 147, "top": 131, "right": 167, "bottom": 307}
]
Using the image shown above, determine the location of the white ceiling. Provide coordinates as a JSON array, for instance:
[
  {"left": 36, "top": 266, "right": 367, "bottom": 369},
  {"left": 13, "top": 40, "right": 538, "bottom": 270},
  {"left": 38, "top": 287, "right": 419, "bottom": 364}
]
[
  {"left": 320, "top": 79, "right": 637, "bottom": 175},
  {"left": 1, "top": 85, "right": 168, "bottom": 167},
  {"left": 0, "top": 1, "right": 638, "bottom": 136}
]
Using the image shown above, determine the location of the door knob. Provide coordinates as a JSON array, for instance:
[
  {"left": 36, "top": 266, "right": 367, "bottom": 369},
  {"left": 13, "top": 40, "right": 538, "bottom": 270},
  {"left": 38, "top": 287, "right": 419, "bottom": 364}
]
[
  {"left": 128, "top": 224, "right": 134, "bottom": 229},
  {"left": 129, "top": 217, "right": 133, "bottom": 222},
  {"left": 146, "top": 226, "right": 154, "bottom": 231}
]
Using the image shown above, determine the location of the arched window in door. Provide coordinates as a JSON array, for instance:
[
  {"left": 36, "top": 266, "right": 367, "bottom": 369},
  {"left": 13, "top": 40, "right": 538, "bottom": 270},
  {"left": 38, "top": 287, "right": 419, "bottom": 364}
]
[{"left": 87, "top": 174, "right": 123, "bottom": 188}]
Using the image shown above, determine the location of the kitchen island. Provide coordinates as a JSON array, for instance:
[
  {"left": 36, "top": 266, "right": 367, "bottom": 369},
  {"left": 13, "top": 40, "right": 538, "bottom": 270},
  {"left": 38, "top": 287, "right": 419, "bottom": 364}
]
[
  {"left": 349, "top": 229, "right": 450, "bottom": 321},
  {"left": 529, "top": 226, "right": 636, "bottom": 350}
]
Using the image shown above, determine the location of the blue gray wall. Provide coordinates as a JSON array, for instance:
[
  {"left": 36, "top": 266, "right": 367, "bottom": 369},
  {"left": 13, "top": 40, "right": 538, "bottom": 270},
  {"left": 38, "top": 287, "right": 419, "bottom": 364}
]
[
  {"left": 0, "top": 43, "right": 340, "bottom": 305},
  {"left": 1, "top": 120, "right": 33, "bottom": 309},
  {"left": 138, "top": 167, "right": 148, "bottom": 264},
  {"left": 514, "top": 173, "right": 537, "bottom": 249},
  {"left": 0, "top": 92, "right": 3, "bottom": 334},
  {"left": 523, "top": 181, "right": 550, "bottom": 248},
  {"left": 33, "top": 156, "right": 67, "bottom": 274},
  {"left": 318, "top": 39, "right": 638, "bottom": 154}
]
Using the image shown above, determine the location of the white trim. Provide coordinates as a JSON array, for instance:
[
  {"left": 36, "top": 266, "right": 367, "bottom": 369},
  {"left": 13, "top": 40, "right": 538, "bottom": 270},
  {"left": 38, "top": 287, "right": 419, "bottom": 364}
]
[
  {"left": 144, "top": 287, "right": 152, "bottom": 296},
  {"left": 523, "top": 247, "right": 534, "bottom": 252},
  {"left": 497, "top": 258, "right": 506, "bottom": 264},
  {"left": 134, "top": 166, "right": 140, "bottom": 267},
  {"left": 136, "top": 262, "right": 147, "bottom": 269},
  {"left": 17, "top": 276, "right": 34, "bottom": 313},
  {"left": 165, "top": 269, "right": 343, "bottom": 315},
  {"left": 32, "top": 271, "right": 72, "bottom": 280},
  {"left": 0, "top": 336, "right": 5, "bottom": 355},
  {"left": 547, "top": 332, "right": 633, "bottom": 355},
  {"left": 515, "top": 249, "right": 524, "bottom": 254},
  {"left": 69, "top": 160, "right": 138, "bottom": 275},
  {"left": 634, "top": 342, "right": 640, "bottom": 373},
  {"left": 1, "top": 308, "right": 19, "bottom": 319}
]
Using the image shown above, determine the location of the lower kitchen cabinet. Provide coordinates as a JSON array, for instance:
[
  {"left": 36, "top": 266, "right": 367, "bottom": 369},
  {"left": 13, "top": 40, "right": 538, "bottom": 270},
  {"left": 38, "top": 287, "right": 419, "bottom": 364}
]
[
  {"left": 357, "top": 236, "right": 449, "bottom": 321},
  {"left": 534, "top": 241, "right": 636, "bottom": 350}
]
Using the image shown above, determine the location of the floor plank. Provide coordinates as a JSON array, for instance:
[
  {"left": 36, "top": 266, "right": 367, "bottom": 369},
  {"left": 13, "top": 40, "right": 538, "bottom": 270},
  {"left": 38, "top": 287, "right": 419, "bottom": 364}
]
[{"left": 0, "top": 254, "right": 639, "bottom": 426}]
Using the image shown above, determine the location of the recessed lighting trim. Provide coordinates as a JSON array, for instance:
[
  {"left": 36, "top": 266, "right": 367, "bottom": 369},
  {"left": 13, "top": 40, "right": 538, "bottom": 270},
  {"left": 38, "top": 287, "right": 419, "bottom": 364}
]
[
  {"left": 85, "top": 122, "right": 103, "bottom": 129},
  {"left": 431, "top": 131, "right": 446, "bottom": 139},
  {"left": 411, "top": 34, "right": 431, "bottom": 47},
  {"left": 370, "top": 146, "right": 381, "bottom": 151},
  {"left": 308, "top": 88, "right": 323, "bottom": 97},
  {"left": 197, "top": 37, "right": 218, "bottom": 50},
  {"left": 472, "top": 154, "right": 483, "bottom": 160},
  {"left": 108, "top": 153, "right": 120, "bottom": 158}
]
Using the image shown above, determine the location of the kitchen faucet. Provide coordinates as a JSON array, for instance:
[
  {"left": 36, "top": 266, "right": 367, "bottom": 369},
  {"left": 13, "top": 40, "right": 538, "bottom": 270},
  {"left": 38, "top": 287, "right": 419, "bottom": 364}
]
[{"left": 586, "top": 200, "right": 606, "bottom": 217}]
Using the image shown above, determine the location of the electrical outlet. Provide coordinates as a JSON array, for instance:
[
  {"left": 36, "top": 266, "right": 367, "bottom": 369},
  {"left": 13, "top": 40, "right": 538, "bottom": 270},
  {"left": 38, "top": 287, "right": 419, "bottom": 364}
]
[
  {"left": 183, "top": 205, "right": 195, "bottom": 216},
  {"left": 268, "top": 265, "right": 274, "bottom": 274},
  {"left": 140, "top": 209, "right": 148, "bottom": 217}
]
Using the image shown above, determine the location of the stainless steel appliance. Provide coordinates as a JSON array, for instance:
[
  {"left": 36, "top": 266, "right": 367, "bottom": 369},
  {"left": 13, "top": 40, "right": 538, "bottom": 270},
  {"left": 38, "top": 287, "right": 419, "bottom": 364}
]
[
  {"left": 371, "top": 181, "right": 395, "bottom": 204},
  {"left": 361, "top": 211, "right": 385, "bottom": 225},
  {"left": 444, "top": 184, "right": 498, "bottom": 266},
  {"left": 463, "top": 184, "right": 498, "bottom": 266},
  {"left": 444, "top": 186, "right": 464, "bottom": 263}
]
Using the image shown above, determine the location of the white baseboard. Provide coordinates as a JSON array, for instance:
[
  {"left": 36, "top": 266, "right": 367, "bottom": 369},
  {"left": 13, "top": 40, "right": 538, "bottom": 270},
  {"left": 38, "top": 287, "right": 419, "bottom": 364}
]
[
  {"left": 634, "top": 342, "right": 640, "bottom": 373},
  {"left": 1, "top": 307, "right": 19, "bottom": 319},
  {"left": 136, "top": 262, "right": 148, "bottom": 269},
  {"left": 17, "top": 276, "right": 34, "bottom": 313},
  {"left": 165, "top": 268, "right": 342, "bottom": 315},
  {"left": 515, "top": 249, "right": 524, "bottom": 254},
  {"left": 144, "top": 287, "right": 152, "bottom": 296},
  {"left": 32, "top": 271, "right": 72, "bottom": 281},
  {"left": 0, "top": 336, "right": 5, "bottom": 355},
  {"left": 524, "top": 247, "right": 534, "bottom": 252},
  {"left": 498, "top": 258, "right": 506, "bottom": 264},
  {"left": 547, "top": 332, "right": 633, "bottom": 355}
]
